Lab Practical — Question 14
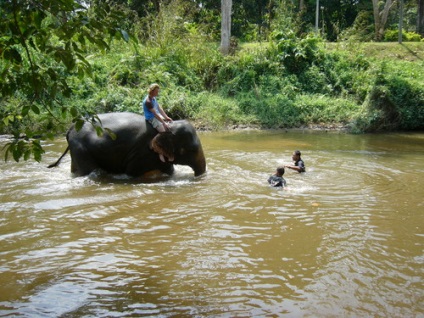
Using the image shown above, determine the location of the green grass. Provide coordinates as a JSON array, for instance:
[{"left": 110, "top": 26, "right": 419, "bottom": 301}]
[
  {"left": 324, "top": 42, "right": 424, "bottom": 62},
  {"left": 241, "top": 41, "right": 424, "bottom": 62}
]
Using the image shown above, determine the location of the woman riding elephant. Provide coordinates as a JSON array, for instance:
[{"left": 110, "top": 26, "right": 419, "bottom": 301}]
[
  {"left": 142, "top": 83, "right": 174, "bottom": 162},
  {"left": 142, "top": 83, "right": 173, "bottom": 133}
]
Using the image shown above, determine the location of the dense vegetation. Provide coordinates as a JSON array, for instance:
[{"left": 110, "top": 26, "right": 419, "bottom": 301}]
[
  {"left": 64, "top": 30, "right": 423, "bottom": 133},
  {"left": 1, "top": 0, "right": 423, "bottom": 162}
]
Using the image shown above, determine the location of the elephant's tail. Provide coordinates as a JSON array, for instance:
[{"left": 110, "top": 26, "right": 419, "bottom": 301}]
[{"left": 47, "top": 146, "right": 69, "bottom": 168}]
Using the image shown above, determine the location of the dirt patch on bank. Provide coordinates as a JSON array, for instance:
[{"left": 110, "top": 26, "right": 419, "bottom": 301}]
[{"left": 193, "top": 121, "right": 351, "bottom": 132}]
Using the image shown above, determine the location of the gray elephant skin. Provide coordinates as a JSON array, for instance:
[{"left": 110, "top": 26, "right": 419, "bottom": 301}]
[{"left": 48, "top": 112, "right": 206, "bottom": 177}]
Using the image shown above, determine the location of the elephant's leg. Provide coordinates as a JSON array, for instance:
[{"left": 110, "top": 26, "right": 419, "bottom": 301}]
[
  {"left": 159, "top": 164, "right": 175, "bottom": 175},
  {"left": 70, "top": 147, "right": 99, "bottom": 176}
]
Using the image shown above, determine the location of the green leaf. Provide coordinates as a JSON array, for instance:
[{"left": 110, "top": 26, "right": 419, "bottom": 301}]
[
  {"left": 4, "top": 48, "right": 23, "bottom": 64},
  {"left": 75, "top": 119, "right": 85, "bottom": 131},
  {"left": 47, "top": 68, "right": 57, "bottom": 80},
  {"left": 105, "top": 128, "right": 117, "bottom": 140},
  {"left": 12, "top": 144, "right": 21, "bottom": 162},
  {"left": 3, "top": 116, "right": 10, "bottom": 125},
  {"left": 32, "top": 140, "right": 44, "bottom": 162},
  {"left": 120, "top": 29, "right": 129, "bottom": 42},
  {"left": 70, "top": 107, "right": 79, "bottom": 117},
  {"left": 24, "top": 149, "right": 31, "bottom": 161},
  {"left": 95, "top": 126, "right": 103, "bottom": 137},
  {"left": 4, "top": 143, "right": 11, "bottom": 162},
  {"left": 51, "top": 83, "right": 57, "bottom": 99},
  {"left": 31, "top": 104, "right": 40, "bottom": 114}
]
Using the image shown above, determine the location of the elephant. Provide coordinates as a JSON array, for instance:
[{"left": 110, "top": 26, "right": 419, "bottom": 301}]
[{"left": 48, "top": 112, "right": 206, "bottom": 177}]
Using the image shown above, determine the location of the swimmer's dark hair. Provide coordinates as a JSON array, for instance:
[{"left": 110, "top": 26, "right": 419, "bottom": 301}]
[
  {"left": 294, "top": 150, "right": 301, "bottom": 156},
  {"left": 276, "top": 166, "right": 285, "bottom": 175}
]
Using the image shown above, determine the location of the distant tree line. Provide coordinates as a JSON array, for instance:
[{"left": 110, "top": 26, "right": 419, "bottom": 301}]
[{"left": 108, "top": 0, "right": 423, "bottom": 41}]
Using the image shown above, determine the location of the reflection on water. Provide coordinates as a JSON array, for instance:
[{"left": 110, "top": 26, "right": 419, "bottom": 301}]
[{"left": 0, "top": 130, "right": 423, "bottom": 317}]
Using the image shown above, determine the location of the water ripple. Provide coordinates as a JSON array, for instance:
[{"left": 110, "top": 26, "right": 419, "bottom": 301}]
[{"left": 1, "top": 132, "right": 423, "bottom": 317}]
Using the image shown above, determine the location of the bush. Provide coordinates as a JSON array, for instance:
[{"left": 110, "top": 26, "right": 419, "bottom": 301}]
[
  {"left": 158, "top": 86, "right": 192, "bottom": 120},
  {"left": 216, "top": 48, "right": 282, "bottom": 97},
  {"left": 319, "top": 51, "right": 372, "bottom": 101},
  {"left": 337, "top": 11, "right": 375, "bottom": 42},
  {"left": 384, "top": 30, "right": 422, "bottom": 42},
  {"left": 237, "top": 92, "right": 298, "bottom": 128},
  {"left": 295, "top": 95, "right": 360, "bottom": 124},
  {"left": 351, "top": 62, "right": 424, "bottom": 132},
  {"left": 272, "top": 31, "right": 324, "bottom": 73},
  {"left": 185, "top": 92, "right": 255, "bottom": 129}
]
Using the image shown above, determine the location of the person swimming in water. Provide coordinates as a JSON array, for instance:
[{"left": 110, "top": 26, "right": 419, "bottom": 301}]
[
  {"left": 284, "top": 150, "right": 305, "bottom": 173},
  {"left": 268, "top": 166, "right": 287, "bottom": 187}
]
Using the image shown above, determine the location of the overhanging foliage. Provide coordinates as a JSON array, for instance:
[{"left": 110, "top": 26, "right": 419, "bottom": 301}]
[{"left": 0, "top": 0, "right": 130, "bottom": 161}]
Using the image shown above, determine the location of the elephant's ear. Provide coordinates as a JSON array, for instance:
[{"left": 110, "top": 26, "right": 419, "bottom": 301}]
[{"left": 151, "top": 133, "right": 175, "bottom": 162}]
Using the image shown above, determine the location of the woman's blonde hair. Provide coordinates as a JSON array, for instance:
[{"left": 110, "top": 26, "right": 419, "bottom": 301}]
[{"left": 148, "top": 83, "right": 160, "bottom": 93}]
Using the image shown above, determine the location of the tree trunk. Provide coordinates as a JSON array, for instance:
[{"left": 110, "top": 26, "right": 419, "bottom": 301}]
[
  {"left": 398, "top": 0, "right": 403, "bottom": 43},
  {"left": 372, "top": 0, "right": 397, "bottom": 41},
  {"left": 418, "top": 0, "right": 424, "bottom": 37},
  {"left": 220, "top": 0, "right": 232, "bottom": 55}
]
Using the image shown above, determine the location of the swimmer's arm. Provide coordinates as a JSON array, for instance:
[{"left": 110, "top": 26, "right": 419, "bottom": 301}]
[{"left": 284, "top": 164, "right": 302, "bottom": 172}]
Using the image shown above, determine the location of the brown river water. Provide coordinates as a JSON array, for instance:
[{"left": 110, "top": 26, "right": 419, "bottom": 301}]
[{"left": 0, "top": 130, "right": 423, "bottom": 317}]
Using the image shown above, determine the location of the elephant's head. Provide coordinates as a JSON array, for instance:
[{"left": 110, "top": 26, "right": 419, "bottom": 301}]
[{"left": 151, "top": 121, "right": 206, "bottom": 176}]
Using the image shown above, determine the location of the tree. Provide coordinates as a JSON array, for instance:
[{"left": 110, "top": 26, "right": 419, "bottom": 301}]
[
  {"left": 0, "top": 0, "right": 129, "bottom": 162},
  {"left": 419, "top": 0, "right": 424, "bottom": 36},
  {"left": 398, "top": 0, "right": 404, "bottom": 42},
  {"left": 220, "top": 0, "right": 232, "bottom": 54},
  {"left": 372, "top": 0, "right": 397, "bottom": 40}
]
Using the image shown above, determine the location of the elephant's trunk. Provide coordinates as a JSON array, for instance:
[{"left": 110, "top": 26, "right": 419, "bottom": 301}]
[{"left": 192, "top": 145, "right": 206, "bottom": 176}]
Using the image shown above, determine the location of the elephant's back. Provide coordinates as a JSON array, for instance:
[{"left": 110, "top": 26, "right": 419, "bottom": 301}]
[
  {"left": 73, "top": 112, "right": 151, "bottom": 138},
  {"left": 68, "top": 112, "right": 153, "bottom": 149},
  {"left": 97, "top": 112, "right": 146, "bottom": 131}
]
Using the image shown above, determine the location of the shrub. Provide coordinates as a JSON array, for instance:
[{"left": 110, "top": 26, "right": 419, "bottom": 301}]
[
  {"left": 319, "top": 51, "right": 372, "bottom": 100},
  {"left": 186, "top": 92, "right": 254, "bottom": 129},
  {"left": 384, "top": 30, "right": 422, "bottom": 42},
  {"left": 237, "top": 92, "right": 298, "bottom": 128},
  {"left": 271, "top": 31, "right": 324, "bottom": 73},
  {"left": 351, "top": 62, "right": 424, "bottom": 132},
  {"left": 158, "top": 86, "right": 192, "bottom": 120},
  {"left": 338, "top": 11, "right": 375, "bottom": 42},
  {"left": 295, "top": 95, "right": 360, "bottom": 124},
  {"left": 216, "top": 48, "right": 282, "bottom": 97}
]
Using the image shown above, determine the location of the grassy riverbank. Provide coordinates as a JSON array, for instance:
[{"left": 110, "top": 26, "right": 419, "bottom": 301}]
[
  {"left": 2, "top": 41, "right": 424, "bottom": 136},
  {"left": 225, "top": 41, "right": 424, "bottom": 132},
  {"left": 196, "top": 42, "right": 422, "bottom": 132},
  {"left": 71, "top": 40, "right": 424, "bottom": 133}
]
